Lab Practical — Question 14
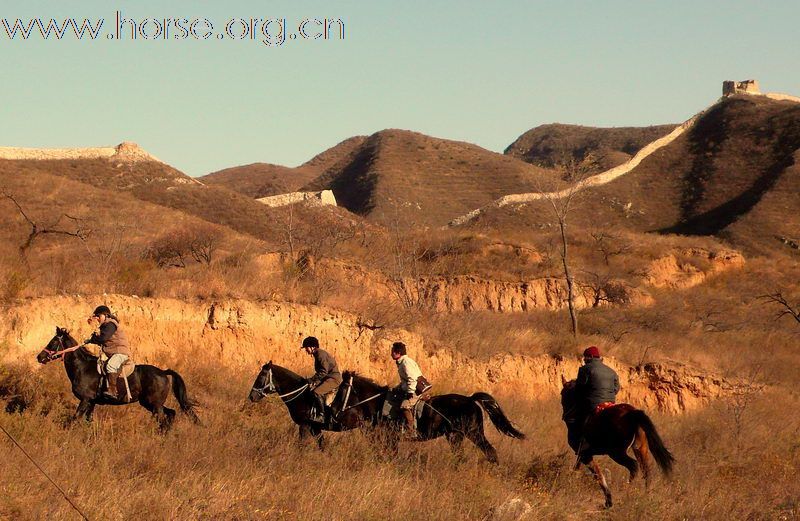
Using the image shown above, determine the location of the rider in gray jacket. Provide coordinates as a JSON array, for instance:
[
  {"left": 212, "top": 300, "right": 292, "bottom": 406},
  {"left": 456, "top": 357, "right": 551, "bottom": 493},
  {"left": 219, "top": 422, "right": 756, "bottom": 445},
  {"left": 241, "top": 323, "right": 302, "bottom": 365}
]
[{"left": 575, "top": 346, "right": 620, "bottom": 412}]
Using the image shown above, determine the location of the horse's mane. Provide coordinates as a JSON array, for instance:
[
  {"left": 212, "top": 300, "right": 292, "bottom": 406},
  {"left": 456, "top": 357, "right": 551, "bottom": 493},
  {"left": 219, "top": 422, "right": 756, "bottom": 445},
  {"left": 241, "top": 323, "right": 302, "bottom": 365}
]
[
  {"left": 343, "top": 370, "right": 388, "bottom": 390},
  {"left": 269, "top": 363, "right": 305, "bottom": 381}
]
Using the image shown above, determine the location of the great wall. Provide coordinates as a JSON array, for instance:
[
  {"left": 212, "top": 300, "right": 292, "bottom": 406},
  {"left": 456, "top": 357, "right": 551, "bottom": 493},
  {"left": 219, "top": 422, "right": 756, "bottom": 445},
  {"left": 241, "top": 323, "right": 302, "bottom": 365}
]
[
  {"left": 0, "top": 141, "right": 161, "bottom": 163},
  {"left": 257, "top": 189, "right": 337, "bottom": 208},
  {"left": 448, "top": 80, "right": 800, "bottom": 227}
]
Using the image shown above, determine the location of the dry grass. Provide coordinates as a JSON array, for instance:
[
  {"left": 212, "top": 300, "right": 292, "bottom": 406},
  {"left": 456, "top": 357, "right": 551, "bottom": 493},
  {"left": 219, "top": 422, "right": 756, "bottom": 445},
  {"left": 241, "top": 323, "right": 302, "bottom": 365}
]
[{"left": 1, "top": 351, "right": 798, "bottom": 520}]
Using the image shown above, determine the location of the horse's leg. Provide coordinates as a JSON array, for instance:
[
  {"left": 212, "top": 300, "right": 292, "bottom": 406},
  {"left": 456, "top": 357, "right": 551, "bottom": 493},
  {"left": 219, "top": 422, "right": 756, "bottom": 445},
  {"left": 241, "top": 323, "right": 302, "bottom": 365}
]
[
  {"left": 311, "top": 426, "right": 325, "bottom": 451},
  {"left": 161, "top": 407, "right": 177, "bottom": 433},
  {"left": 633, "top": 428, "right": 651, "bottom": 487},
  {"left": 588, "top": 459, "right": 613, "bottom": 509},
  {"left": 84, "top": 402, "right": 96, "bottom": 422},
  {"left": 139, "top": 399, "right": 171, "bottom": 433},
  {"left": 608, "top": 449, "right": 639, "bottom": 483},
  {"left": 465, "top": 429, "right": 498, "bottom": 464},
  {"left": 445, "top": 432, "right": 465, "bottom": 460},
  {"left": 72, "top": 399, "right": 93, "bottom": 424}
]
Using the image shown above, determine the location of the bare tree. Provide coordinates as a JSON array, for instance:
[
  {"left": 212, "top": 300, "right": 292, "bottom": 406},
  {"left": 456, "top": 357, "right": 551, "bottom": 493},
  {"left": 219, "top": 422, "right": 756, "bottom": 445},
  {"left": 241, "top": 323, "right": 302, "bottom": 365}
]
[
  {"left": 187, "top": 224, "right": 221, "bottom": 265},
  {"left": 2, "top": 191, "right": 90, "bottom": 255},
  {"left": 579, "top": 270, "right": 613, "bottom": 308},
  {"left": 537, "top": 181, "right": 583, "bottom": 337},
  {"left": 759, "top": 292, "right": 800, "bottom": 325},
  {"left": 590, "top": 231, "right": 632, "bottom": 266}
]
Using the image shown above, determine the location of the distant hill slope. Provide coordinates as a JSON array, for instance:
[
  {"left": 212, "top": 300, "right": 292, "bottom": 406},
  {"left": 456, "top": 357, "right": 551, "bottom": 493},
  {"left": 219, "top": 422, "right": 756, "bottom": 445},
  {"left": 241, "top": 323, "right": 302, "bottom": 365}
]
[
  {"left": 0, "top": 155, "right": 361, "bottom": 244},
  {"left": 505, "top": 123, "right": 677, "bottom": 175},
  {"left": 0, "top": 165, "right": 247, "bottom": 257},
  {"left": 200, "top": 136, "right": 367, "bottom": 198},
  {"left": 302, "top": 129, "right": 562, "bottom": 228},
  {"left": 467, "top": 96, "right": 800, "bottom": 255}
]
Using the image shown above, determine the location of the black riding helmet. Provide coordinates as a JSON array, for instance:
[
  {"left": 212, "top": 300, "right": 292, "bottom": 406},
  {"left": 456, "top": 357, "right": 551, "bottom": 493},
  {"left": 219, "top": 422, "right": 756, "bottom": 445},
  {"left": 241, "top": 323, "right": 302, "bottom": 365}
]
[
  {"left": 301, "top": 336, "right": 319, "bottom": 349},
  {"left": 92, "top": 305, "right": 111, "bottom": 317}
]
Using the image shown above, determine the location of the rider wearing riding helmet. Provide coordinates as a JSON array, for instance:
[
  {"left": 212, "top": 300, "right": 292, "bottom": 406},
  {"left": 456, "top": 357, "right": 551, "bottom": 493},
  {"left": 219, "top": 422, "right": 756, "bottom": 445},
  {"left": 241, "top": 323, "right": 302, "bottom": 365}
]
[
  {"left": 301, "top": 336, "right": 342, "bottom": 423},
  {"left": 85, "top": 305, "right": 131, "bottom": 400}
]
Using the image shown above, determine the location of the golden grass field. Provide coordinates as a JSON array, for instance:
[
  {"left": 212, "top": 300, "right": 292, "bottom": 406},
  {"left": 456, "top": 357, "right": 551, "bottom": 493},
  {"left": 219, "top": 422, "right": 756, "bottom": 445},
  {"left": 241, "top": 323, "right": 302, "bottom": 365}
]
[{"left": 1, "top": 355, "right": 798, "bottom": 521}]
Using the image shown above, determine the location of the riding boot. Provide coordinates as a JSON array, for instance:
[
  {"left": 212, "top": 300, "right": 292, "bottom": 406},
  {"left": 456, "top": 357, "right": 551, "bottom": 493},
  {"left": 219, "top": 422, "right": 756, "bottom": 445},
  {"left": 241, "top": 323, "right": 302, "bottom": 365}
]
[
  {"left": 402, "top": 409, "right": 419, "bottom": 440},
  {"left": 104, "top": 372, "right": 119, "bottom": 400},
  {"left": 310, "top": 392, "right": 325, "bottom": 423}
]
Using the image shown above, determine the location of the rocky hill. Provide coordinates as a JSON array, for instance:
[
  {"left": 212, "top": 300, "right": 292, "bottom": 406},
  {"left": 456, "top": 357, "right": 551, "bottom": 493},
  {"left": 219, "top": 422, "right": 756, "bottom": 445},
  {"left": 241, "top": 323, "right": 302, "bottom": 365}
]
[
  {"left": 200, "top": 136, "right": 367, "bottom": 198},
  {"left": 456, "top": 95, "right": 800, "bottom": 255},
  {"left": 505, "top": 123, "right": 677, "bottom": 175},
  {"left": 302, "top": 129, "right": 562, "bottom": 228}
]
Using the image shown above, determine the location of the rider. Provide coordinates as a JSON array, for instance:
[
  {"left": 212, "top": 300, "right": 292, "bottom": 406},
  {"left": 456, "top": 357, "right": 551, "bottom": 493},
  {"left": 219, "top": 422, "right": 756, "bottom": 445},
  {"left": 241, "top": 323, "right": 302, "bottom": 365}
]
[
  {"left": 85, "top": 305, "right": 131, "bottom": 400},
  {"left": 301, "top": 336, "right": 342, "bottom": 423},
  {"left": 391, "top": 341, "right": 424, "bottom": 439},
  {"left": 570, "top": 346, "right": 619, "bottom": 450}
]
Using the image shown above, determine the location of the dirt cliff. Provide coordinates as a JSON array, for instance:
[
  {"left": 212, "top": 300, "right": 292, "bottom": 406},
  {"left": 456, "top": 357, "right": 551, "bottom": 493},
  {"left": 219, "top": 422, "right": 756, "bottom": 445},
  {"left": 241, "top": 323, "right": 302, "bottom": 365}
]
[{"left": 1, "top": 296, "right": 740, "bottom": 413}]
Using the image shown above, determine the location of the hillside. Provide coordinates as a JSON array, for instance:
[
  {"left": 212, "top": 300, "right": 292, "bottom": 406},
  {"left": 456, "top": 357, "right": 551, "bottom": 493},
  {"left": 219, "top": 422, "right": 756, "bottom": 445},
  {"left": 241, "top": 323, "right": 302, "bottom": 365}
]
[
  {"left": 302, "top": 129, "right": 563, "bottom": 228},
  {"left": 505, "top": 123, "right": 677, "bottom": 175},
  {"left": 200, "top": 136, "right": 367, "bottom": 198},
  {"left": 0, "top": 155, "right": 363, "bottom": 245},
  {"left": 465, "top": 96, "right": 800, "bottom": 255}
]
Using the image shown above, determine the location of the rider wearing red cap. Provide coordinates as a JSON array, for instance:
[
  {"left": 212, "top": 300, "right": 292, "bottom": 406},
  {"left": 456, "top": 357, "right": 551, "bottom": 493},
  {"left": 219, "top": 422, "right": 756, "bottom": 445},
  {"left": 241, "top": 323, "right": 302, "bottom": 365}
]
[
  {"left": 569, "top": 346, "right": 620, "bottom": 450},
  {"left": 576, "top": 346, "right": 619, "bottom": 412}
]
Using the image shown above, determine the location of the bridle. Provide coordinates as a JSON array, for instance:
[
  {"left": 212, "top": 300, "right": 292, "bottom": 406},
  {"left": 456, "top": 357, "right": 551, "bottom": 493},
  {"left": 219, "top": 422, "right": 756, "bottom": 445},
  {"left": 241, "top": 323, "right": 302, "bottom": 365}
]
[
  {"left": 43, "top": 335, "right": 81, "bottom": 363},
  {"left": 251, "top": 367, "right": 309, "bottom": 403}
]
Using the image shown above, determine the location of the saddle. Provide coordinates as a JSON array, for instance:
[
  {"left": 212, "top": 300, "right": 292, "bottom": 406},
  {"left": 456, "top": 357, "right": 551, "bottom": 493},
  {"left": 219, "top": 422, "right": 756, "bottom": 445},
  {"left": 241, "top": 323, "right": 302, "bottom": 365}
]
[
  {"left": 593, "top": 402, "right": 617, "bottom": 415},
  {"left": 97, "top": 354, "right": 136, "bottom": 402}
]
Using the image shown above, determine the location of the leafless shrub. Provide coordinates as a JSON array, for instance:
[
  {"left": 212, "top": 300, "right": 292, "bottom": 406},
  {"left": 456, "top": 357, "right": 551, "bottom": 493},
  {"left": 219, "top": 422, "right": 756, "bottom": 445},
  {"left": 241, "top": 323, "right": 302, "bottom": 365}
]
[
  {"left": 1, "top": 190, "right": 90, "bottom": 255},
  {"left": 759, "top": 292, "right": 800, "bottom": 326},
  {"left": 590, "top": 230, "right": 632, "bottom": 266}
]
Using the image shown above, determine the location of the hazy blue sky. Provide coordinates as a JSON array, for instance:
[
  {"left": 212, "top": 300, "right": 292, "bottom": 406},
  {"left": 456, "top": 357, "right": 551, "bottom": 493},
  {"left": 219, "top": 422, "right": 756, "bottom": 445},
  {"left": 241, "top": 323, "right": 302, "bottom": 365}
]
[{"left": 2, "top": 0, "right": 798, "bottom": 176}]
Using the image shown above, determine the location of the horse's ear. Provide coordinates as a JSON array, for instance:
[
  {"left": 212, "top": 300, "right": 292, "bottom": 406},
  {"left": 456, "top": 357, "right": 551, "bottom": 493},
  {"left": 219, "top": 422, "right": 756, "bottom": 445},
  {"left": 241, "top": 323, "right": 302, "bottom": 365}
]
[{"left": 561, "top": 374, "right": 567, "bottom": 386}]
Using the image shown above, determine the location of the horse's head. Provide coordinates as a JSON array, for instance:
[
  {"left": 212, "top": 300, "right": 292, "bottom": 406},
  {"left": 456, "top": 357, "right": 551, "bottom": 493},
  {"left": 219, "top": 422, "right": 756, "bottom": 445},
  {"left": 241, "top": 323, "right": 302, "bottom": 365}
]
[
  {"left": 36, "top": 327, "right": 76, "bottom": 364},
  {"left": 560, "top": 376, "right": 577, "bottom": 414},
  {"left": 248, "top": 360, "right": 275, "bottom": 402}
]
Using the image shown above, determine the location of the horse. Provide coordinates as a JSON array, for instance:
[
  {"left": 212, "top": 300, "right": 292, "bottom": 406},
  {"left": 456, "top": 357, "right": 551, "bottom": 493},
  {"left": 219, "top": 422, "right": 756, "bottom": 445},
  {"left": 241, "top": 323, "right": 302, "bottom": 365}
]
[
  {"left": 561, "top": 378, "right": 674, "bottom": 508},
  {"left": 248, "top": 361, "right": 526, "bottom": 462},
  {"left": 36, "top": 327, "right": 199, "bottom": 432}
]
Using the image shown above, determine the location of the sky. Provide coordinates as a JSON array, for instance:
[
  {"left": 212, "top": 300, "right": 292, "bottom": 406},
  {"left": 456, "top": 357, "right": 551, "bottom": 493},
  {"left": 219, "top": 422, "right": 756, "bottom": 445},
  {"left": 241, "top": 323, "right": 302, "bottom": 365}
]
[{"left": 1, "top": 0, "right": 798, "bottom": 177}]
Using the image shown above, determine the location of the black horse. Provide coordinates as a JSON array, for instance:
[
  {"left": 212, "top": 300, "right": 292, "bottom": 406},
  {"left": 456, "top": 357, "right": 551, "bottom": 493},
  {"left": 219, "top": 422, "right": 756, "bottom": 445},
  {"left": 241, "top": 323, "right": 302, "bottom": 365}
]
[
  {"left": 36, "top": 327, "right": 199, "bottom": 432},
  {"left": 248, "top": 361, "right": 525, "bottom": 462},
  {"left": 561, "top": 379, "right": 674, "bottom": 508}
]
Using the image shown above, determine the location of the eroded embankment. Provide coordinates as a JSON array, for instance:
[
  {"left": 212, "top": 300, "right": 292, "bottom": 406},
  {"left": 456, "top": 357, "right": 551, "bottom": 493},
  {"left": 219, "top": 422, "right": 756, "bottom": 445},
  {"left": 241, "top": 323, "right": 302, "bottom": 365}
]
[
  {"left": 0, "top": 296, "right": 739, "bottom": 413},
  {"left": 317, "top": 247, "right": 742, "bottom": 313}
]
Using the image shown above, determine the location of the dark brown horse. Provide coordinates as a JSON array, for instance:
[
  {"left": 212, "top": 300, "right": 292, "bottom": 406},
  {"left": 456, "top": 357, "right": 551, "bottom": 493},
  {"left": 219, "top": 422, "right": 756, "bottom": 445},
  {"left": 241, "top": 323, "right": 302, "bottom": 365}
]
[
  {"left": 36, "top": 327, "right": 199, "bottom": 432},
  {"left": 561, "top": 379, "right": 674, "bottom": 507},
  {"left": 248, "top": 362, "right": 525, "bottom": 461}
]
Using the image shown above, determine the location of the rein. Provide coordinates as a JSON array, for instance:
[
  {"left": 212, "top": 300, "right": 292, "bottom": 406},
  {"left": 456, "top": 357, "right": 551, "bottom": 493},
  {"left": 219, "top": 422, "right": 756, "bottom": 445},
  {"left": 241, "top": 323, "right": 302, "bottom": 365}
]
[
  {"left": 339, "top": 392, "right": 383, "bottom": 412},
  {"left": 252, "top": 368, "right": 310, "bottom": 403},
  {"left": 336, "top": 375, "right": 383, "bottom": 415},
  {"left": 44, "top": 336, "right": 84, "bottom": 362}
]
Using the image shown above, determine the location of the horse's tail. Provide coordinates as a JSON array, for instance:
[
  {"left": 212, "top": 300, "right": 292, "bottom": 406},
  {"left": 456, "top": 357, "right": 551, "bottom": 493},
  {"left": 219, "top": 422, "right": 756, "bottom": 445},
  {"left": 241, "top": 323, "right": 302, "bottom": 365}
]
[
  {"left": 629, "top": 409, "right": 674, "bottom": 476},
  {"left": 470, "top": 392, "right": 525, "bottom": 439},
  {"left": 164, "top": 369, "right": 201, "bottom": 424}
]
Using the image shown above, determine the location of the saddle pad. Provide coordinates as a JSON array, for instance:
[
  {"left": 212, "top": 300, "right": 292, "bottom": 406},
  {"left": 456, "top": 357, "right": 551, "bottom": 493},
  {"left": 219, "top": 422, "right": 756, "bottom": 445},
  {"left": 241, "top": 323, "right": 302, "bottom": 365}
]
[
  {"left": 594, "top": 402, "right": 617, "bottom": 415},
  {"left": 414, "top": 399, "right": 427, "bottom": 420},
  {"left": 97, "top": 354, "right": 136, "bottom": 378},
  {"left": 120, "top": 359, "right": 136, "bottom": 379}
]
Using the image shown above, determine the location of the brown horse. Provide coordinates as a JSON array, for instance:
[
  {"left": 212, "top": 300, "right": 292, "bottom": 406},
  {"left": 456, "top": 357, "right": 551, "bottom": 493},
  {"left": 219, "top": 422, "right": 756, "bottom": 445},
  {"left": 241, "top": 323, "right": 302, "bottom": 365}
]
[{"left": 561, "top": 378, "right": 674, "bottom": 508}]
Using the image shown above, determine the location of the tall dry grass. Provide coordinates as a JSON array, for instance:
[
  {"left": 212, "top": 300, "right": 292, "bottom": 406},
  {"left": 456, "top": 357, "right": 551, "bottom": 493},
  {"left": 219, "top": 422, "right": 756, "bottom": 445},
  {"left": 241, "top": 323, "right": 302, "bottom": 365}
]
[{"left": 1, "top": 350, "right": 798, "bottom": 520}]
